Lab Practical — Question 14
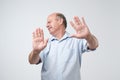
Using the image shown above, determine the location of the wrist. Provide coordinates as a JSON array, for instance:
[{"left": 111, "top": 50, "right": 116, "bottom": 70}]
[
  {"left": 86, "top": 33, "right": 98, "bottom": 49},
  {"left": 32, "top": 49, "right": 40, "bottom": 55},
  {"left": 86, "top": 33, "right": 92, "bottom": 41}
]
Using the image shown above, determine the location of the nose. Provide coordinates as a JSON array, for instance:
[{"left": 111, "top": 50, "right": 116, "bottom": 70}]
[{"left": 46, "top": 24, "right": 49, "bottom": 28}]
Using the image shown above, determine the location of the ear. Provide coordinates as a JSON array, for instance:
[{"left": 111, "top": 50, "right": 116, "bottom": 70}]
[{"left": 58, "top": 18, "right": 63, "bottom": 25}]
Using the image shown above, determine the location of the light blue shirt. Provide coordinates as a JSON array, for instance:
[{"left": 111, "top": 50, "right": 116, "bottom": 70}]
[{"left": 40, "top": 32, "right": 91, "bottom": 80}]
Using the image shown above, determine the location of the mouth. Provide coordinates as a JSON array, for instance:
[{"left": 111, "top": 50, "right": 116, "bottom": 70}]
[{"left": 47, "top": 26, "right": 52, "bottom": 31}]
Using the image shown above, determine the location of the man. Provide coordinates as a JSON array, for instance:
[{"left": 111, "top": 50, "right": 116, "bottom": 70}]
[{"left": 29, "top": 12, "right": 98, "bottom": 80}]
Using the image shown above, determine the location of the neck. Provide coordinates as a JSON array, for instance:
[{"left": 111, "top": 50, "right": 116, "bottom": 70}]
[{"left": 53, "top": 28, "right": 66, "bottom": 40}]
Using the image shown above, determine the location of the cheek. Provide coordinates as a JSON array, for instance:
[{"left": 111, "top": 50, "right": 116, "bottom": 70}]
[{"left": 52, "top": 23, "right": 57, "bottom": 29}]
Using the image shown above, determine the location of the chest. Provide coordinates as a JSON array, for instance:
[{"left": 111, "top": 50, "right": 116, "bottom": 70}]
[{"left": 47, "top": 39, "right": 80, "bottom": 64}]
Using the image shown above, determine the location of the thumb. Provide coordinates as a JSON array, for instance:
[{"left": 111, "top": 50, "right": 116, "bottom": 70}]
[
  {"left": 70, "top": 34, "right": 78, "bottom": 38},
  {"left": 44, "top": 38, "right": 49, "bottom": 45}
]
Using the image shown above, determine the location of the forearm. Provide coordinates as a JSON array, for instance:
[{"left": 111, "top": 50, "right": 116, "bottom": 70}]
[
  {"left": 86, "top": 33, "right": 99, "bottom": 50},
  {"left": 28, "top": 51, "right": 41, "bottom": 64}
]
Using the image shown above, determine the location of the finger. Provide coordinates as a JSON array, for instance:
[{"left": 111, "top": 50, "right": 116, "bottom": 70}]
[
  {"left": 40, "top": 29, "right": 44, "bottom": 40},
  {"left": 32, "top": 32, "right": 35, "bottom": 39},
  {"left": 70, "top": 33, "right": 83, "bottom": 39},
  {"left": 35, "top": 28, "right": 38, "bottom": 37},
  {"left": 44, "top": 38, "right": 48, "bottom": 46},
  {"left": 38, "top": 28, "right": 41, "bottom": 37},
  {"left": 70, "top": 34, "right": 78, "bottom": 38},
  {"left": 70, "top": 21, "right": 76, "bottom": 30},
  {"left": 74, "top": 16, "right": 82, "bottom": 25},
  {"left": 36, "top": 28, "right": 41, "bottom": 37},
  {"left": 81, "top": 17, "right": 86, "bottom": 25}
]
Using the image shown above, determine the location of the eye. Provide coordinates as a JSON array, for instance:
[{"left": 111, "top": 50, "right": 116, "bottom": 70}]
[{"left": 47, "top": 21, "right": 51, "bottom": 24}]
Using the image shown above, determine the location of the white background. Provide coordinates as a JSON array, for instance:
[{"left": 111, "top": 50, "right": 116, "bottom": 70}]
[{"left": 0, "top": 0, "right": 120, "bottom": 80}]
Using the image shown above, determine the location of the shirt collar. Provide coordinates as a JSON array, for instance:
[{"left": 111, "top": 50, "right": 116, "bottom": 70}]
[{"left": 50, "top": 31, "right": 71, "bottom": 41}]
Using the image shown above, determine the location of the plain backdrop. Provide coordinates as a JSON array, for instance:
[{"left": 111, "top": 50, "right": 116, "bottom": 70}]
[{"left": 0, "top": 0, "right": 120, "bottom": 80}]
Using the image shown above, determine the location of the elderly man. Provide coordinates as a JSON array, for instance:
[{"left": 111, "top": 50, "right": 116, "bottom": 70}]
[{"left": 29, "top": 12, "right": 98, "bottom": 80}]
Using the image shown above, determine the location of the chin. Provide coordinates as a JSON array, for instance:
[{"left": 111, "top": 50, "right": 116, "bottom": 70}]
[
  {"left": 49, "top": 31, "right": 53, "bottom": 35},
  {"left": 48, "top": 29, "right": 55, "bottom": 36}
]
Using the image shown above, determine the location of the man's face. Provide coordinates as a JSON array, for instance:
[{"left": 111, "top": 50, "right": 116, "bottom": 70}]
[{"left": 46, "top": 14, "right": 60, "bottom": 35}]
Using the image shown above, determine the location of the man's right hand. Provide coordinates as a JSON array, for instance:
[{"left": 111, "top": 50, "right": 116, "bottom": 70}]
[{"left": 32, "top": 28, "right": 48, "bottom": 55}]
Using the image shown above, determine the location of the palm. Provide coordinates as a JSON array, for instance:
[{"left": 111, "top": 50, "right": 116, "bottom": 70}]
[
  {"left": 32, "top": 28, "right": 48, "bottom": 53},
  {"left": 33, "top": 38, "right": 46, "bottom": 51},
  {"left": 70, "top": 16, "right": 90, "bottom": 39}
]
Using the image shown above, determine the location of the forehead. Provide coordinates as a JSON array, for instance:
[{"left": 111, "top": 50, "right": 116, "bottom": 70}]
[{"left": 47, "top": 14, "right": 57, "bottom": 21}]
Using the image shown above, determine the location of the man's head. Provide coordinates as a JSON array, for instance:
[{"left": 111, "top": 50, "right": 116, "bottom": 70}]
[{"left": 46, "top": 12, "right": 67, "bottom": 35}]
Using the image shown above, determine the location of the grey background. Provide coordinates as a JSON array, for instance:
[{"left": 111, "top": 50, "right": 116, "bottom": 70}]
[{"left": 0, "top": 0, "right": 120, "bottom": 80}]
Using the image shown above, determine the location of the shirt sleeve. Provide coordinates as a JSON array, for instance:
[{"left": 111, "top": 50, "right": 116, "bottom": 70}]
[
  {"left": 80, "top": 39, "right": 95, "bottom": 54},
  {"left": 39, "top": 50, "right": 44, "bottom": 62},
  {"left": 39, "top": 42, "right": 51, "bottom": 63}
]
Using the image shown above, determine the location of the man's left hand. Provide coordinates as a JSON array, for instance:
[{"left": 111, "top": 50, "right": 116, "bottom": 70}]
[{"left": 70, "top": 16, "right": 91, "bottom": 40}]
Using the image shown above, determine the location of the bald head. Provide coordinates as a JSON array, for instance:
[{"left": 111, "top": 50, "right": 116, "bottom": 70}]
[{"left": 48, "top": 12, "right": 67, "bottom": 28}]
